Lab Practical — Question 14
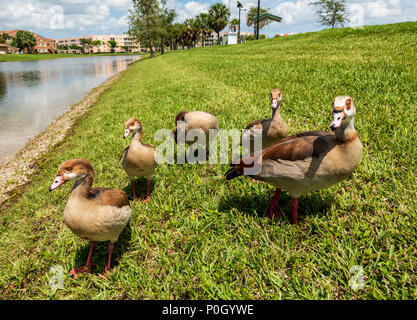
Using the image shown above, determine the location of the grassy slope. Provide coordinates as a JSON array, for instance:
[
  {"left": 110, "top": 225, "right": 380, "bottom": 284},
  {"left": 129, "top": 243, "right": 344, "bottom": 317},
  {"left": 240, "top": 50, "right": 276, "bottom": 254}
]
[
  {"left": 0, "top": 22, "right": 416, "bottom": 299},
  {"left": 0, "top": 53, "right": 140, "bottom": 62}
]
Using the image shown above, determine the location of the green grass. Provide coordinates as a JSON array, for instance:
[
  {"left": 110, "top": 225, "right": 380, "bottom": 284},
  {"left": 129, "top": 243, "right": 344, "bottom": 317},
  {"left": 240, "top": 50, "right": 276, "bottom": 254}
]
[
  {"left": 0, "top": 53, "right": 140, "bottom": 62},
  {"left": 0, "top": 22, "right": 416, "bottom": 299}
]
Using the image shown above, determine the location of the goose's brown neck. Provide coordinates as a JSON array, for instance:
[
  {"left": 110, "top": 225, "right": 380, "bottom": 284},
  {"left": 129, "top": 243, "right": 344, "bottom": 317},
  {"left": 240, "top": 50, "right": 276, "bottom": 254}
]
[
  {"left": 336, "top": 119, "right": 357, "bottom": 143},
  {"left": 271, "top": 106, "right": 281, "bottom": 119},
  {"left": 71, "top": 172, "right": 94, "bottom": 198},
  {"left": 132, "top": 129, "right": 143, "bottom": 143}
]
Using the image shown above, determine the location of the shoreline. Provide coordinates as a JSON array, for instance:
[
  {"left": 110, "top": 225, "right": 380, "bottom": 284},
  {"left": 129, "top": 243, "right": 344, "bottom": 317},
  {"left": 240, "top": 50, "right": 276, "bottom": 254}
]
[
  {"left": 0, "top": 53, "right": 141, "bottom": 63},
  {"left": 0, "top": 58, "right": 139, "bottom": 207}
]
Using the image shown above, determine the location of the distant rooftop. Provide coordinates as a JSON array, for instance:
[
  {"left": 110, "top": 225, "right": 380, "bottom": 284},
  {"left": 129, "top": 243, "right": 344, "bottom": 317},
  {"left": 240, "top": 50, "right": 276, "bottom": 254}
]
[{"left": 251, "top": 13, "right": 283, "bottom": 23}]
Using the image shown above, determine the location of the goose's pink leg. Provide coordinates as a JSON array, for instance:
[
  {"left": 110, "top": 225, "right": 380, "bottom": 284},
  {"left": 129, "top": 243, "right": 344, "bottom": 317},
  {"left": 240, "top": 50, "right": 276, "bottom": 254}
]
[
  {"left": 101, "top": 242, "right": 115, "bottom": 278},
  {"left": 70, "top": 241, "right": 95, "bottom": 279},
  {"left": 290, "top": 198, "right": 299, "bottom": 224},
  {"left": 131, "top": 181, "right": 138, "bottom": 199},
  {"left": 142, "top": 179, "right": 151, "bottom": 202},
  {"left": 268, "top": 188, "right": 283, "bottom": 219}
]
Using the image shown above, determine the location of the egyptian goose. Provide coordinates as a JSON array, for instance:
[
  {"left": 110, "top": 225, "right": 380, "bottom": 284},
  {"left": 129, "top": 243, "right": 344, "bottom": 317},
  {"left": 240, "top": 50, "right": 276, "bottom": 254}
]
[
  {"left": 121, "top": 118, "right": 156, "bottom": 201},
  {"left": 49, "top": 158, "right": 132, "bottom": 278},
  {"left": 242, "top": 88, "right": 289, "bottom": 154},
  {"left": 172, "top": 110, "right": 218, "bottom": 160},
  {"left": 226, "top": 96, "right": 362, "bottom": 224}
]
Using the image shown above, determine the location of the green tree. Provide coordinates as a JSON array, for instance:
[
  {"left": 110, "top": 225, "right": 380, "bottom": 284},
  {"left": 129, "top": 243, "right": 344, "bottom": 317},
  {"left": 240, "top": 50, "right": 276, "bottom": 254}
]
[
  {"left": 158, "top": 7, "right": 176, "bottom": 54},
  {"left": 208, "top": 3, "right": 230, "bottom": 45},
  {"left": 80, "top": 38, "right": 93, "bottom": 54},
  {"left": 229, "top": 18, "right": 240, "bottom": 32},
  {"left": 172, "top": 23, "right": 188, "bottom": 50},
  {"left": 246, "top": 6, "right": 270, "bottom": 38},
  {"left": 310, "top": 0, "right": 349, "bottom": 28},
  {"left": 184, "top": 18, "right": 201, "bottom": 48},
  {"left": 91, "top": 40, "right": 102, "bottom": 53},
  {"left": 0, "top": 33, "right": 7, "bottom": 44},
  {"left": 128, "top": 0, "right": 163, "bottom": 58},
  {"left": 107, "top": 40, "right": 117, "bottom": 53},
  {"left": 196, "top": 13, "right": 213, "bottom": 47},
  {"left": 10, "top": 30, "right": 36, "bottom": 53},
  {"left": 69, "top": 44, "right": 82, "bottom": 53}
]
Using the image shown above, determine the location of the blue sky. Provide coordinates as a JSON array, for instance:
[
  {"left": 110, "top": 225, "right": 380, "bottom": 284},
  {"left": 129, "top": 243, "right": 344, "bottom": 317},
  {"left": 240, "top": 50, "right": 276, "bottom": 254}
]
[{"left": 0, "top": 0, "right": 416, "bottom": 39}]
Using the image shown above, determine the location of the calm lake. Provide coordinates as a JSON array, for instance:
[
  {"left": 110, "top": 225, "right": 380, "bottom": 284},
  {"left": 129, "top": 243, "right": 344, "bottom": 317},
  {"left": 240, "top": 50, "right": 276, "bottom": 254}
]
[{"left": 0, "top": 55, "right": 140, "bottom": 163}]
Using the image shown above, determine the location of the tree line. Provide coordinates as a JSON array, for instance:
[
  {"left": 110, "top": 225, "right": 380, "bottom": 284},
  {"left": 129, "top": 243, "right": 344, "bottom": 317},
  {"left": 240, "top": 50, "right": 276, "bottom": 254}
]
[
  {"left": 56, "top": 39, "right": 124, "bottom": 54},
  {"left": 0, "top": 31, "right": 37, "bottom": 53},
  {"left": 127, "top": 0, "right": 274, "bottom": 58}
]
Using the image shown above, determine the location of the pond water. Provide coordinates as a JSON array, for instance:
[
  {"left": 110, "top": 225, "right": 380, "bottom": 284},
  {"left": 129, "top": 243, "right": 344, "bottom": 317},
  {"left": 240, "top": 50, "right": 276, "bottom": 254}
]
[{"left": 0, "top": 55, "right": 140, "bottom": 163}]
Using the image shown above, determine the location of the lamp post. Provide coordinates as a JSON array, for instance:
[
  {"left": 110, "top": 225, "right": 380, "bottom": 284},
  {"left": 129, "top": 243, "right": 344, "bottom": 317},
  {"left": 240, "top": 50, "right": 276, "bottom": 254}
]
[
  {"left": 237, "top": 1, "right": 243, "bottom": 44},
  {"left": 256, "top": 0, "right": 260, "bottom": 40}
]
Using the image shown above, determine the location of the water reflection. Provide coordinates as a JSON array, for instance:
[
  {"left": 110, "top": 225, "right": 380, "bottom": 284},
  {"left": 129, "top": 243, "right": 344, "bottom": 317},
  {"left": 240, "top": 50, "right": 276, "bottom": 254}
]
[
  {"left": 0, "top": 72, "right": 5, "bottom": 100},
  {"left": 0, "top": 55, "right": 139, "bottom": 162}
]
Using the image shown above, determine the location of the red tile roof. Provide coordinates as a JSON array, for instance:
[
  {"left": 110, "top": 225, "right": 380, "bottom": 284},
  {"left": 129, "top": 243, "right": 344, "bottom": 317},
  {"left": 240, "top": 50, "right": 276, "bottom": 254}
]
[{"left": 0, "top": 30, "right": 55, "bottom": 42}]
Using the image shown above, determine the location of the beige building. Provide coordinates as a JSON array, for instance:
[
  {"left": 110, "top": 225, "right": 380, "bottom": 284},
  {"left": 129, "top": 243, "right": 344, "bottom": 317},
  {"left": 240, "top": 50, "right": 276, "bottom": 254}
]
[
  {"left": 198, "top": 31, "right": 255, "bottom": 47},
  {"left": 0, "top": 43, "right": 7, "bottom": 54},
  {"left": 57, "top": 34, "right": 140, "bottom": 54}
]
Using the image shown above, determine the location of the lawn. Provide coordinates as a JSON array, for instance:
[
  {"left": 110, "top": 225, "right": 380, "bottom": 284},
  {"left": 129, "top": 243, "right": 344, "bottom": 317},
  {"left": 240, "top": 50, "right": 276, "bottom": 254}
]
[
  {"left": 0, "top": 52, "right": 140, "bottom": 62},
  {"left": 0, "top": 22, "right": 416, "bottom": 299}
]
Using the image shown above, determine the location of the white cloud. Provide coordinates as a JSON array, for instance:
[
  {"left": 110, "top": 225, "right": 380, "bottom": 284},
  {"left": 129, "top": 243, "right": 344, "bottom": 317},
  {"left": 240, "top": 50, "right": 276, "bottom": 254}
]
[
  {"left": 273, "top": 0, "right": 314, "bottom": 25},
  {"left": 0, "top": 0, "right": 416, "bottom": 39},
  {"left": 106, "top": 0, "right": 132, "bottom": 11},
  {"left": 171, "top": 1, "right": 210, "bottom": 22},
  {"left": 0, "top": 0, "right": 130, "bottom": 38},
  {"left": 185, "top": 1, "right": 209, "bottom": 16},
  {"left": 363, "top": 0, "right": 402, "bottom": 18}
]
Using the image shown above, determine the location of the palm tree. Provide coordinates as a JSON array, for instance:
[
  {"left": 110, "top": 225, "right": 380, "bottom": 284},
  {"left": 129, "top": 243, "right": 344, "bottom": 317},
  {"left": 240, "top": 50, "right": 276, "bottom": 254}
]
[
  {"left": 10, "top": 30, "right": 36, "bottom": 53},
  {"left": 169, "top": 23, "right": 185, "bottom": 50},
  {"left": 175, "top": 23, "right": 188, "bottom": 49},
  {"left": 208, "top": 3, "right": 230, "bottom": 45},
  {"left": 185, "top": 18, "right": 200, "bottom": 47},
  {"left": 196, "top": 13, "right": 213, "bottom": 47},
  {"left": 246, "top": 6, "right": 270, "bottom": 38},
  {"left": 229, "top": 18, "right": 240, "bottom": 32}
]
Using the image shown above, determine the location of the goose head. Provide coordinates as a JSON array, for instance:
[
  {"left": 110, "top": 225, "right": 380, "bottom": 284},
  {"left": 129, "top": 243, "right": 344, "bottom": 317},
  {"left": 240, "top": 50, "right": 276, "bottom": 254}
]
[
  {"left": 270, "top": 88, "right": 282, "bottom": 110},
  {"left": 49, "top": 158, "right": 93, "bottom": 191},
  {"left": 329, "top": 96, "right": 356, "bottom": 132},
  {"left": 123, "top": 118, "right": 142, "bottom": 139},
  {"left": 171, "top": 111, "right": 188, "bottom": 142}
]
